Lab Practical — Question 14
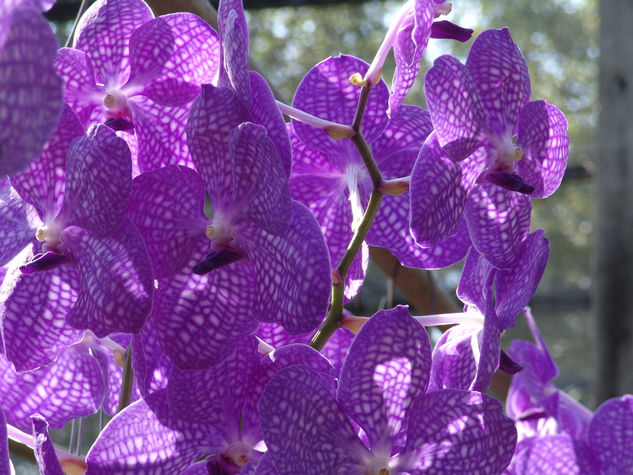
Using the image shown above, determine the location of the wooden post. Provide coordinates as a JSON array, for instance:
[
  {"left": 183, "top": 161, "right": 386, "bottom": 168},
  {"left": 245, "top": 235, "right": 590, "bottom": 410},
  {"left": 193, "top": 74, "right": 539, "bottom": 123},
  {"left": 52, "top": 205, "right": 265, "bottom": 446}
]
[{"left": 595, "top": 0, "right": 633, "bottom": 402}]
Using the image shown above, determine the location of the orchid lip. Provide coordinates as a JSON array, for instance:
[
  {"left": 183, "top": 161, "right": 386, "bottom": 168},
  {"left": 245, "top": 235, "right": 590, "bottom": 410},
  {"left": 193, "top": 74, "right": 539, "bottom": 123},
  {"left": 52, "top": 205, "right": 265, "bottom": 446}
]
[
  {"left": 19, "top": 250, "right": 68, "bottom": 275},
  {"left": 192, "top": 249, "right": 245, "bottom": 275}
]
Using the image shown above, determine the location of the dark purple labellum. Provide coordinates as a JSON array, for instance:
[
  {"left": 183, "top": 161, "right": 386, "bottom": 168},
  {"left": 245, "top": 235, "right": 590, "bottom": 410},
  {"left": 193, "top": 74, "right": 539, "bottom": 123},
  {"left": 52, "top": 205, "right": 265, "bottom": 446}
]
[
  {"left": 517, "top": 407, "right": 548, "bottom": 422},
  {"left": 430, "top": 20, "right": 474, "bottom": 43},
  {"left": 105, "top": 116, "right": 135, "bottom": 132},
  {"left": 193, "top": 249, "right": 245, "bottom": 275},
  {"left": 19, "top": 251, "right": 68, "bottom": 275},
  {"left": 487, "top": 172, "right": 535, "bottom": 195},
  {"left": 499, "top": 349, "right": 524, "bottom": 375}
]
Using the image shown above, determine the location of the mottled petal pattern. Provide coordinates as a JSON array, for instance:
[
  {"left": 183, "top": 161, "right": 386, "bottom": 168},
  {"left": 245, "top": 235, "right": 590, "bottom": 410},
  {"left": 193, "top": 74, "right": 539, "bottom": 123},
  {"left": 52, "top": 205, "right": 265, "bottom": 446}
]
[
  {"left": 152, "top": 243, "right": 257, "bottom": 369},
  {"left": 54, "top": 48, "right": 101, "bottom": 126},
  {"left": 239, "top": 202, "right": 331, "bottom": 334},
  {"left": 588, "top": 395, "right": 633, "bottom": 473},
  {"left": 338, "top": 306, "right": 431, "bottom": 452},
  {"left": 1, "top": 260, "right": 82, "bottom": 371},
  {"left": 292, "top": 55, "right": 389, "bottom": 156},
  {"left": 0, "top": 344, "right": 103, "bottom": 432},
  {"left": 0, "top": 186, "right": 38, "bottom": 266},
  {"left": 0, "top": 408, "right": 9, "bottom": 475},
  {"left": 63, "top": 220, "right": 154, "bottom": 336},
  {"left": 86, "top": 389, "right": 224, "bottom": 474},
  {"left": 465, "top": 28, "right": 530, "bottom": 136},
  {"left": 516, "top": 100, "right": 569, "bottom": 199},
  {"left": 131, "top": 315, "right": 173, "bottom": 398},
  {"left": 74, "top": 0, "right": 154, "bottom": 86},
  {"left": 464, "top": 183, "right": 532, "bottom": 269},
  {"left": 401, "top": 389, "right": 516, "bottom": 473},
  {"left": 128, "top": 165, "right": 208, "bottom": 278},
  {"left": 260, "top": 365, "right": 367, "bottom": 474},
  {"left": 59, "top": 125, "right": 131, "bottom": 236}
]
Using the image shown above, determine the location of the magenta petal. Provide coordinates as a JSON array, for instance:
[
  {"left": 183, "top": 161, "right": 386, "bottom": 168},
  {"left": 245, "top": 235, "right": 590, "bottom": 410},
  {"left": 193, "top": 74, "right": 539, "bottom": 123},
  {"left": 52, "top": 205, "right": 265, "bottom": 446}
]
[
  {"left": 31, "top": 415, "right": 64, "bottom": 475},
  {"left": 456, "top": 246, "right": 494, "bottom": 311},
  {"left": 152, "top": 242, "right": 258, "bottom": 370},
  {"left": 0, "top": 7, "right": 63, "bottom": 176},
  {"left": 74, "top": 0, "right": 154, "bottom": 86},
  {"left": 239, "top": 201, "right": 331, "bottom": 334},
  {"left": 588, "top": 395, "right": 633, "bottom": 472},
  {"left": 389, "top": 0, "right": 434, "bottom": 114},
  {"left": 187, "top": 84, "right": 250, "bottom": 193},
  {"left": 0, "top": 187, "right": 38, "bottom": 266},
  {"left": 495, "top": 230, "right": 549, "bottom": 328},
  {"left": 218, "top": 2, "right": 250, "bottom": 104},
  {"left": 429, "top": 324, "right": 479, "bottom": 391},
  {"left": 508, "top": 434, "right": 598, "bottom": 474},
  {"left": 1, "top": 261, "right": 82, "bottom": 372},
  {"left": 54, "top": 48, "right": 101, "bottom": 126},
  {"left": 260, "top": 365, "right": 367, "bottom": 473},
  {"left": 464, "top": 183, "right": 532, "bottom": 269},
  {"left": 250, "top": 71, "right": 292, "bottom": 176},
  {"left": 11, "top": 105, "right": 84, "bottom": 220},
  {"left": 465, "top": 28, "right": 530, "bottom": 137},
  {"left": 425, "top": 55, "right": 489, "bottom": 160},
  {"left": 516, "top": 100, "right": 569, "bottom": 199},
  {"left": 63, "top": 220, "right": 154, "bottom": 336},
  {"left": 225, "top": 122, "right": 291, "bottom": 234},
  {"left": 86, "top": 389, "right": 224, "bottom": 474},
  {"left": 338, "top": 306, "right": 431, "bottom": 452},
  {"left": 127, "top": 16, "right": 175, "bottom": 86},
  {"left": 59, "top": 125, "right": 131, "bottom": 236},
  {"left": 128, "top": 165, "right": 207, "bottom": 278},
  {"left": 400, "top": 389, "right": 516, "bottom": 473},
  {"left": 292, "top": 55, "right": 389, "bottom": 156},
  {"left": 410, "top": 134, "right": 472, "bottom": 246},
  {"left": 0, "top": 344, "right": 104, "bottom": 432},
  {"left": 133, "top": 96, "right": 195, "bottom": 171},
  {"left": 167, "top": 337, "right": 260, "bottom": 439},
  {"left": 131, "top": 316, "right": 173, "bottom": 398}
]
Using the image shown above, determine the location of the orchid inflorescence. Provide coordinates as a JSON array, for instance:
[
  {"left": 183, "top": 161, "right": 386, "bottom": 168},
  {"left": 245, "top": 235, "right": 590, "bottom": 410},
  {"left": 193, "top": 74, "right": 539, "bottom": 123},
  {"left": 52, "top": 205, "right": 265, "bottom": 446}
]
[{"left": 0, "top": 0, "right": 627, "bottom": 474}]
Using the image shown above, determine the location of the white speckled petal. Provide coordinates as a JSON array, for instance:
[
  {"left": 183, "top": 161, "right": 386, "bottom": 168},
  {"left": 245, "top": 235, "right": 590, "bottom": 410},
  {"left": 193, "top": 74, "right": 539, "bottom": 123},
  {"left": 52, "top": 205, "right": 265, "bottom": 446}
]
[
  {"left": 389, "top": 0, "right": 434, "bottom": 114},
  {"left": 338, "top": 306, "right": 431, "bottom": 452},
  {"left": 0, "top": 6, "right": 63, "bottom": 176},
  {"left": 152, "top": 242, "right": 258, "bottom": 370},
  {"left": 465, "top": 28, "right": 530, "bottom": 137},
  {"left": 59, "top": 125, "right": 131, "bottom": 236},
  {"left": 507, "top": 434, "right": 598, "bottom": 474},
  {"left": 400, "top": 389, "right": 516, "bottom": 473},
  {"left": 292, "top": 55, "right": 389, "bottom": 156},
  {"left": 0, "top": 344, "right": 104, "bottom": 432},
  {"left": 62, "top": 220, "right": 154, "bottom": 336},
  {"left": 0, "top": 186, "right": 38, "bottom": 267},
  {"left": 588, "top": 395, "right": 633, "bottom": 473},
  {"left": 74, "top": 0, "right": 153, "bottom": 86},
  {"left": 128, "top": 165, "right": 207, "bottom": 278},
  {"left": 131, "top": 315, "right": 173, "bottom": 398},
  {"left": 260, "top": 365, "right": 366, "bottom": 474},
  {"left": 464, "top": 183, "right": 532, "bottom": 270},
  {"left": 1, "top": 259, "right": 82, "bottom": 372},
  {"left": 54, "top": 48, "right": 102, "bottom": 126},
  {"left": 424, "top": 55, "right": 489, "bottom": 160},
  {"left": 86, "top": 389, "right": 224, "bottom": 474},
  {"left": 10, "top": 105, "right": 84, "bottom": 220},
  {"left": 516, "top": 100, "right": 569, "bottom": 199},
  {"left": 238, "top": 201, "right": 331, "bottom": 334}
]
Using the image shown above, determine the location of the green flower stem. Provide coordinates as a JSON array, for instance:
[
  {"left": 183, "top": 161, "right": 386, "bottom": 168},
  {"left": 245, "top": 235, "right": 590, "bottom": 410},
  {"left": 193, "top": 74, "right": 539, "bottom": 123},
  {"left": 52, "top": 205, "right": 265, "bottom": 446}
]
[
  {"left": 116, "top": 345, "right": 134, "bottom": 414},
  {"left": 310, "top": 84, "right": 384, "bottom": 351}
]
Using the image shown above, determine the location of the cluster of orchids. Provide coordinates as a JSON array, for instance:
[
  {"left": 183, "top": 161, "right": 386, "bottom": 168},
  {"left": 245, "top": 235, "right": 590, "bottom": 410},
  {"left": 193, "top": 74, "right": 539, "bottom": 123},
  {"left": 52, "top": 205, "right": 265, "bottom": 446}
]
[{"left": 1, "top": 0, "right": 631, "bottom": 473}]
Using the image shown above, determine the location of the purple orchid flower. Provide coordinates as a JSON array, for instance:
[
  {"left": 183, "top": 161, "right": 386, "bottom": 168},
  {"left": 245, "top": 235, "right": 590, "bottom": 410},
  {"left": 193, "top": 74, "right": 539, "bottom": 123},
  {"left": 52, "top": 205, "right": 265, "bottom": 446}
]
[
  {"left": 85, "top": 336, "right": 332, "bottom": 473},
  {"left": 128, "top": 122, "right": 331, "bottom": 369},
  {"left": 1, "top": 114, "right": 154, "bottom": 372},
  {"left": 363, "top": 0, "right": 472, "bottom": 115},
  {"left": 410, "top": 28, "right": 568, "bottom": 269},
  {"left": 505, "top": 308, "right": 593, "bottom": 445},
  {"left": 0, "top": 0, "right": 63, "bottom": 176},
  {"left": 428, "top": 229, "right": 549, "bottom": 393},
  {"left": 290, "top": 54, "right": 469, "bottom": 299},
  {"left": 260, "top": 306, "right": 517, "bottom": 474},
  {"left": 54, "top": 0, "right": 221, "bottom": 172}
]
